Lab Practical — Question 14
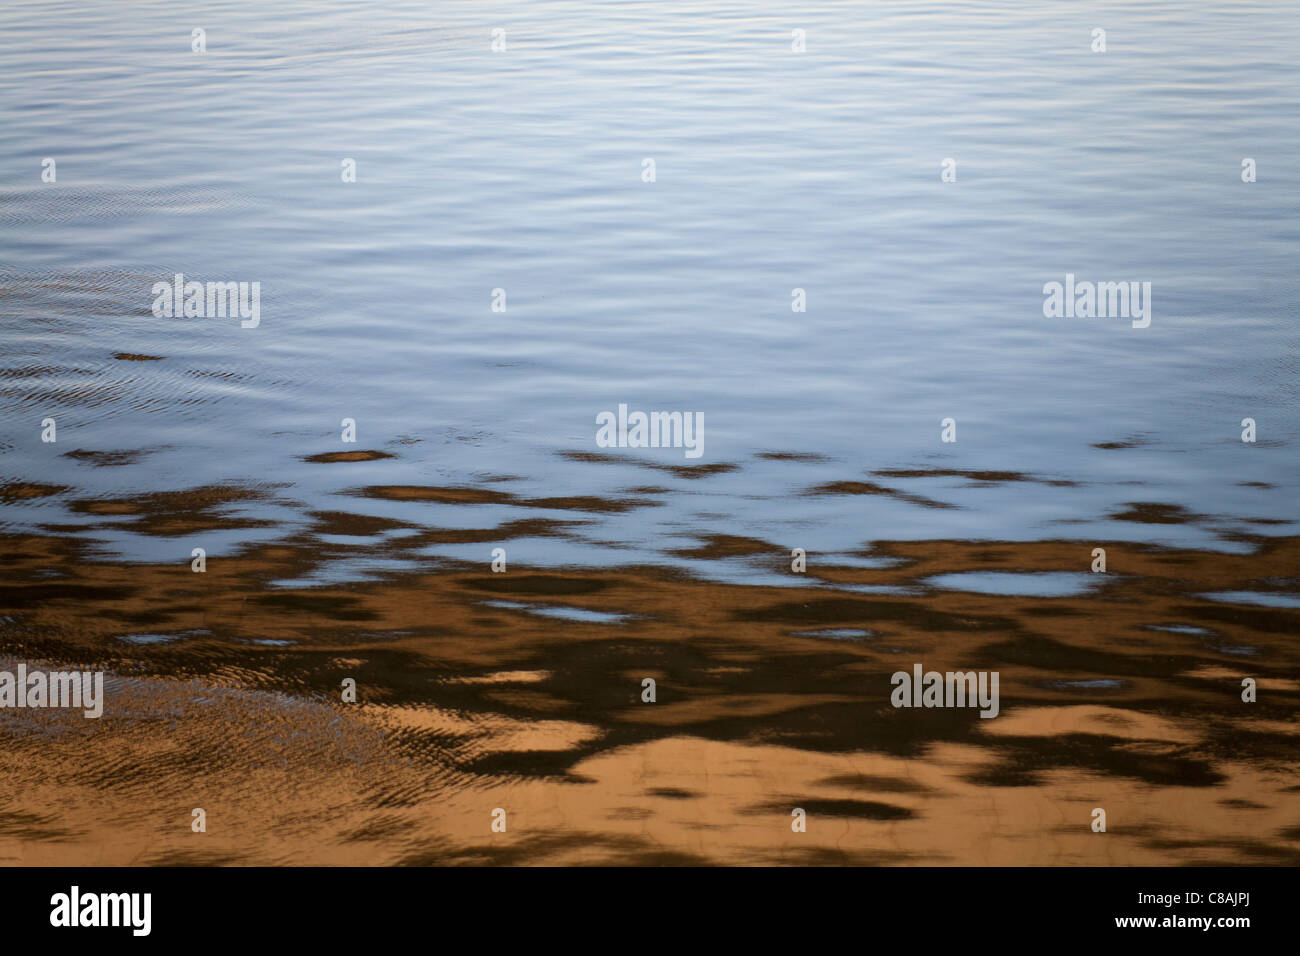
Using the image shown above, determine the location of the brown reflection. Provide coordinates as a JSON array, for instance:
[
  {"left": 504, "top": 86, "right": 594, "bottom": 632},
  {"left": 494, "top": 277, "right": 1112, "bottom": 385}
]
[
  {"left": 62, "top": 449, "right": 151, "bottom": 467},
  {"left": 0, "top": 523, "right": 1297, "bottom": 865},
  {"left": 0, "top": 482, "right": 67, "bottom": 501},
  {"left": 803, "top": 479, "right": 957, "bottom": 510},
  {"left": 1092, "top": 436, "right": 1155, "bottom": 450},
  {"left": 302, "top": 450, "right": 397, "bottom": 463},
  {"left": 66, "top": 484, "right": 279, "bottom": 536},
  {"left": 1111, "top": 502, "right": 1205, "bottom": 524},
  {"left": 755, "top": 451, "right": 832, "bottom": 462},
  {"left": 670, "top": 534, "right": 774, "bottom": 559},
  {"left": 873, "top": 468, "right": 1078, "bottom": 487},
  {"left": 559, "top": 450, "right": 739, "bottom": 479},
  {"left": 353, "top": 483, "right": 662, "bottom": 514}
]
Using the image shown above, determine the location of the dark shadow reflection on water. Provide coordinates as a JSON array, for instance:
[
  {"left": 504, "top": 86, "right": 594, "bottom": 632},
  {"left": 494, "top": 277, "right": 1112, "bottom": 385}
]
[{"left": 0, "top": 477, "right": 1296, "bottom": 865}]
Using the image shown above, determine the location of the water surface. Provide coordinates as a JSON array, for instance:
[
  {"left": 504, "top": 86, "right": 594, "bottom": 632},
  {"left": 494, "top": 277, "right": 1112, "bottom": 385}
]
[{"left": 0, "top": 0, "right": 1297, "bottom": 865}]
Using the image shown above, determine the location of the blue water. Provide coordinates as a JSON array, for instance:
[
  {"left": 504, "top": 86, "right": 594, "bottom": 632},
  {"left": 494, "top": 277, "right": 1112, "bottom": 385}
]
[{"left": 2, "top": 0, "right": 1297, "bottom": 583}]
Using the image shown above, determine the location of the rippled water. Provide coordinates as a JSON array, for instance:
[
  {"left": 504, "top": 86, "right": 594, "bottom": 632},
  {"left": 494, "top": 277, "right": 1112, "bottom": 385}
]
[{"left": 1, "top": 0, "right": 1297, "bottom": 865}]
